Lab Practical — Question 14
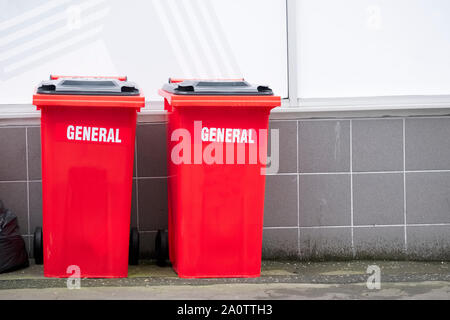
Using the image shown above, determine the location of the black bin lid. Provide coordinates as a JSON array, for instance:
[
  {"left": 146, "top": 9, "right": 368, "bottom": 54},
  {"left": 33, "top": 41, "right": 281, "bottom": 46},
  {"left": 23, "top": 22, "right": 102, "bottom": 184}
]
[
  {"left": 36, "top": 77, "right": 140, "bottom": 95},
  {"left": 162, "top": 80, "right": 273, "bottom": 96}
]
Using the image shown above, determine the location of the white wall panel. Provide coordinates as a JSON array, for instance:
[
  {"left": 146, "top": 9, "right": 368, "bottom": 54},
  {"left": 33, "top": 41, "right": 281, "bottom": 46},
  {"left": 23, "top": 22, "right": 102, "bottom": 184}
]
[
  {"left": 0, "top": 0, "right": 287, "bottom": 104},
  {"left": 297, "top": 0, "right": 450, "bottom": 98}
]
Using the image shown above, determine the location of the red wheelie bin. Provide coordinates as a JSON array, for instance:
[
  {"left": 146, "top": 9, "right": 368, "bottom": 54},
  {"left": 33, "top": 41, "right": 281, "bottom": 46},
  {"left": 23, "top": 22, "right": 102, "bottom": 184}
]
[
  {"left": 157, "top": 79, "right": 280, "bottom": 278},
  {"left": 32, "top": 76, "right": 144, "bottom": 278}
]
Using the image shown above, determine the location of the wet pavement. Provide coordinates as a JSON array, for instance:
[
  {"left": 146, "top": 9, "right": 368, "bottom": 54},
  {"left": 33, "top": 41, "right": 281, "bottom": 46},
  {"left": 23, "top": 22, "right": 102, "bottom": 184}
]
[{"left": 0, "top": 260, "right": 449, "bottom": 299}]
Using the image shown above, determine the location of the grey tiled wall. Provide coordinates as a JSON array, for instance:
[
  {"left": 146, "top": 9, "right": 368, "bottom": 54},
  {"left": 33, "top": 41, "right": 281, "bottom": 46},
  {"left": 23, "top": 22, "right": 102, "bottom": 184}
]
[
  {"left": 265, "top": 117, "right": 450, "bottom": 261},
  {"left": 1, "top": 117, "right": 450, "bottom": 261}
]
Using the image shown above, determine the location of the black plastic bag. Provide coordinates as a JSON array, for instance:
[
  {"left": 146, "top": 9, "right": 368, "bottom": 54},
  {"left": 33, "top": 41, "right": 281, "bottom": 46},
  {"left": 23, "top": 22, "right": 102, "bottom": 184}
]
[{"left": 0, "top": 200, "right": 29, "bottom": 273}]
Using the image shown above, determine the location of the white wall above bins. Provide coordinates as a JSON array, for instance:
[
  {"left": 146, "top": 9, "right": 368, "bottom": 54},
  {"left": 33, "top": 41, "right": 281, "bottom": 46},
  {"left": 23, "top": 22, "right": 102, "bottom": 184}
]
[
  {"left": 0, "top": 0, "right": 288, "bottom": 104},
  {"left": 2, "top": 0, "right": 450, "bottom": 110},
  {"left": 296, "top": 0, "right": 450, "bottom": 98}
]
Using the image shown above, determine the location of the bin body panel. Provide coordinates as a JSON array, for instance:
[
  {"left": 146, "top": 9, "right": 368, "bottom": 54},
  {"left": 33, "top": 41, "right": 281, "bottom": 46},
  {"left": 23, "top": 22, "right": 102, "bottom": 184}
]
[
  {"left": 166, "top": 105, "right": 271, "bottom": 278},
  {"left": 40, "top": 106, "right": 137, "bottom": 278}
]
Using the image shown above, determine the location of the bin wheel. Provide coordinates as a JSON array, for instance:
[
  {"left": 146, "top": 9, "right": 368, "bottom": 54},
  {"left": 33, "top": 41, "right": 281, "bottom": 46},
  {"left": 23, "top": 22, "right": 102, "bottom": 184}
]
[
  {"left": 33, "top": 227, "right": 43, "bottom": 265},
  {"left": 155, "top": 229, "right": 169, "bottom": 267},
  {"left": 129, "top": 227, "right": 140, "bottom": 265}
]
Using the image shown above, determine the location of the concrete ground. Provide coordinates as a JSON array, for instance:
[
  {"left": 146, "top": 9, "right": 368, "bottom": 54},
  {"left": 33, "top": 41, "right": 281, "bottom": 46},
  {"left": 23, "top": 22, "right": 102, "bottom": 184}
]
[{"left": 0, "top": 260, "right": 449, "bottom": 300}]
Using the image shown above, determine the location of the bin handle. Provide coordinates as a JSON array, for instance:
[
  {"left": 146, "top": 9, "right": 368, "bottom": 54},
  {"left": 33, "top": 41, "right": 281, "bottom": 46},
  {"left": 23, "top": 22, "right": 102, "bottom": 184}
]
[{"left": 257, "top": 85, "right": 272, "bottom": 93}]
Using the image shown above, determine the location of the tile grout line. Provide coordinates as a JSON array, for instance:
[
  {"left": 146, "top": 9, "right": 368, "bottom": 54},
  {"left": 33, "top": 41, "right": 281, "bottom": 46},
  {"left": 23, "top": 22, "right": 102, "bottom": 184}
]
[
  {"left": 403, "top": 118, "right": 408, "bottom": 254},
  {"left": 25, "top": 127, "right": 31, "bottom": 254},
  {"left": 264, "top": 223, "right": 450, "bottom": 230},
  {"left": 296, "top": 120, "right": 300, "bottom": 258},
  {"left": 274, "top": 116, "right": 450, "bottom": 122},
  {"left": 350, "top": 119, "right": 355, "bottom": 258},
  {"left": 298, "top": 172, "right": 350, "bottom": 175},
  {"left": 265, "top": 226, "right": 299, "bottom": 230},
  {"left": 132, "top": 176, "right": 168, "bottom": 180},
  {"left": 404, "top": 169, "right": 450, "bottom": 173},
  {"left": 0, "top": 125, "right": 40, "bottom": 129},
  {"left": 273, "top": 169, "right": 450, "bottom": 175},
  {"left": 351, "top": 171, "right": 401, "bottom": 174},
  {"left": 266, "top": 172, "right": 298, "bottom": 176},
  {"left": 138, "top": 121, "right": 168, "bottom": 126},
  {"left": 3, "top": 169, "right": 450, "bottom": 184}
]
